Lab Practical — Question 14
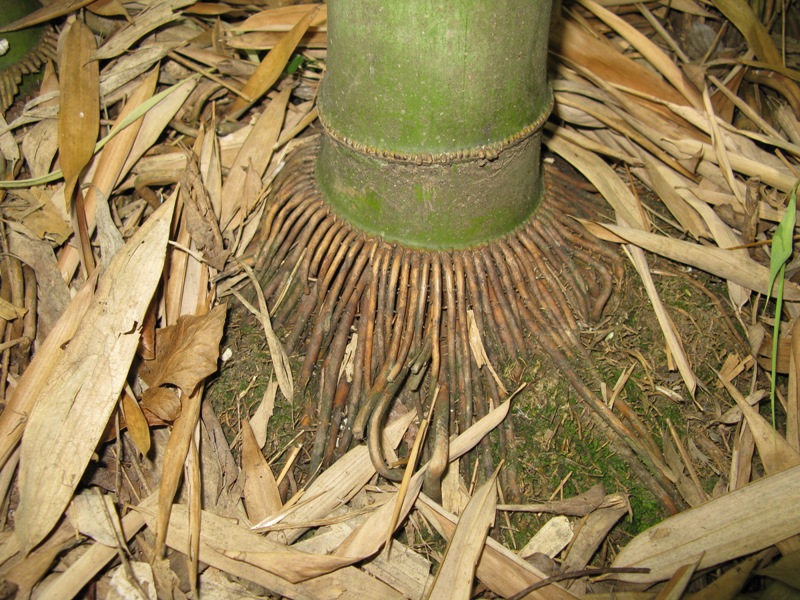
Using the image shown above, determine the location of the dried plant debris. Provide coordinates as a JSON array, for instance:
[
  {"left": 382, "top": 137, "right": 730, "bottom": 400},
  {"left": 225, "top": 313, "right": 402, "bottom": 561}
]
[{"left": 0, "top": 0, "right": 797, "bottom": 598}]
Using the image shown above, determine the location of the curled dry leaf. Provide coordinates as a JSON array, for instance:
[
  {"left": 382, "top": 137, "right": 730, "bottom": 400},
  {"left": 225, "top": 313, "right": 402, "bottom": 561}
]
[
  {"left": 122, "top": 390, "right": 151, "bottom": 455},
  {"left": 139, "top": 304, "right": 227, "bottom": 401},
  {"left": 140, "top": 386, "right": 183, "bottom": 424}
]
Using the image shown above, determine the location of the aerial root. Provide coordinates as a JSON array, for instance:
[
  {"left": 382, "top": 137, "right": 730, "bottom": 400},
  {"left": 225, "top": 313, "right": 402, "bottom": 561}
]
[{"left": 251, "top": 138, "right": 678, "bottom": 507}]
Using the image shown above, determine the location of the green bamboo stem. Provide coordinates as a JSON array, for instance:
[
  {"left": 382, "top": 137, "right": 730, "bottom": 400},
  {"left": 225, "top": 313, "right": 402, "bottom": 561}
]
[{"left": 316, "top": 0, "right": 553, "bottom": 249}]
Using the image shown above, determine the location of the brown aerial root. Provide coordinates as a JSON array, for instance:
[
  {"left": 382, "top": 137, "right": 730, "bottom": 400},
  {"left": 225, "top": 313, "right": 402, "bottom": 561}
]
[
  {"left": 250, "top": 137, "right": 681, "bottom": 509},
  {"left": 0, "top": 27, "right": 58, "bottom": 114}
]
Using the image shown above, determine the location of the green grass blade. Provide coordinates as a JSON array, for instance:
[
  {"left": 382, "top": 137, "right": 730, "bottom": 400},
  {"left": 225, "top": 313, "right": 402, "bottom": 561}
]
[{"left": 768, "top": 183, "right": 797, "bottom": 426}]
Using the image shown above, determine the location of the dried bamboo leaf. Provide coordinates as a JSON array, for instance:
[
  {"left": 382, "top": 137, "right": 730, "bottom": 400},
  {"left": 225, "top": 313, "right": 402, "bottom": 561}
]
[
  {"left": 656, "top": 555, "right": 703, "bottom": 600},
  {"left": 37, "top": 498, "right": 147, "bottom": 599},
  {"left": 574, "top": 0, "right": 702, "bottom": 108},
  {"left": 58, "top": 19, "right": 99, "bottom": 206},
  {"left": 260, "top": 411, "right": 416, "bottom": 544},
  {"left": 611, "top": 464, "right": 800, "bottom": 583},
  {"left": 122, "top": 390, "right": 151, "bottom": 455},
  {"left": 548, "top": 134, "right": 697, "bottom": 394},
  {"left": 789, "top": 320, "right": 800, "bottom": 452},
  {"left": 685, "top": 552, "right": 763, "bottom": 600},
  {"left": 552, "top": 19, "right": 688, "bottom": 107},
  {"left": 681, "top": 195, "right": 750, "bottom": 309},
  {"left": 155, "top": 386, "right": 203, "bottom": 557},
  {"left": 138, "top": 498, "right": 401, "bottom": 598},
  {"left": 235, "top": 262, "right": 293, "bottom": 404},
  {"left": 250, "top": 376, "right": 277, "bottom": 449},
  {"left": 84, "top": 66, "right": 158, "bottom": 213},
  {"left": 641, "top": 158, "right": 708, "bottom": 239},
  {"left": 333, "top": 401, "right": 510, "bottom": 560},
  {"left": 16, "top": 194, "right": 174, "bottom": 553},
  {"left": 717, "top": 376, "right": 800, "bottom": 474},
  {"left": 669, "top": 137, "right": 797, "bottom": 192},
  {"left": 702, "top": 87, "right": 744, "bottom": 205},
  {"left": 591, "top": 223, "right": 800, "bottom": 301},
  {"left": 119, "top": 76, "right": 198, "bottom": 184},
  {"left": 417, "top": 496, "right": 579, "bottom": 600},
  {"left": 428, "top": 469, "right": 498, "bottom": 600},
  {"left": 232, "top": 4, "right": 328, "bottom": 32},
  {"left": 242, "top": 419, "right": 283, "bottom": 524},
  {"left": 221, "top": 86, "right": 291, "bottom": 232},
  {"left": 93, "top": 0, "right": 196, "bottom": 61},
  {"left": 227, "top": 5, "right": 320, "bottom": 119},
  {"left": 0, "top": 269, "right": 96, "bottom": 470},
  {"left": 68, "top": 490, "right": 124, "bottom": 547},
  {"left": 710, "top": 0, "right": 782, "bottom": 66},
  {"left": 547, "top": 130, "right": 647, "bottom": 229},
  {"left": 519, "top": 516, "right": 574, "bottom": 559},
  {"left": 0, "top": 0, "right": 94, "bottom": 32}
]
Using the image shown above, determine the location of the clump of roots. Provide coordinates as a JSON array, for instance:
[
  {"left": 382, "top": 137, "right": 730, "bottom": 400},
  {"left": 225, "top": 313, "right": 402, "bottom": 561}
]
[
  {"left": 252, "top": 137, "right": 679, "bottom": 509},
  {"left": 0, "top": 27, "right": 57, "bottom": 114}
]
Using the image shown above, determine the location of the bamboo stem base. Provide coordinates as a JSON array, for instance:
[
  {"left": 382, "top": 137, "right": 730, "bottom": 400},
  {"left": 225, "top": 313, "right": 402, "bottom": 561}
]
[{"left": 252, "top": 137, "right": 679, "bottom": 510}]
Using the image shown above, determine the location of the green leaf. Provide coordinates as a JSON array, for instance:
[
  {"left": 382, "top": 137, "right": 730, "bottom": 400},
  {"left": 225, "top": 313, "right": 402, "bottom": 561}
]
[{"left": 768, "top": 183, "right": 798, "bottom": 425}]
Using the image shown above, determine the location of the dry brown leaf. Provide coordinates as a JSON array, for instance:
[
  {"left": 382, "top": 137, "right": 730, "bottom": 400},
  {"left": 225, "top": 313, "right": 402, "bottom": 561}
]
[
  {"left": 610, "top": 463, "right": 800, "bottom": 583},
  {"left": 0, "top": 270, "right": 96, "bottom": 470},
  {"left": 710, "top": 0, "right": 782, "bottom": 66},
  {"left": 121, "top": 390, "right": 151, "bottom": 455},
  {"left": 685, "top": 551, "right": 763, "bottom": 600},
  {"left": 58, "top": 19, "right": 99, "bottom": 207},
  {"left": 592, "top": 223, "right": 800, "bottom": 301},
  {"left": 155, "top": 386, "right": 203, "bottom": 557},
  {"left": 145, "top": 301, "right": 225, "bottom": 557},
  {"left": 0, "top": 0, "right": 94, "bottom": 32},
  {"left": 226, "top": 5, "right": 320, "bottom": 120},
  {"left": 68, "top": 490, "right": 124, "bottom": 547},
  {"left": 4, "top": 190, "right": 72, "bottom": 245},
  {"left": 242, "top": 419, "right": 283, "bottom": 524},
  {"left": 178, "top": 151, "right": 229, "bottom": 271},
  {"left": 552, "top": 19, "right": 688, "bottom": 108},
  {"left": 140, "top": 305, "right": 226, "bottom": 398},
  {"left": 575, "top": 0, "right": 702, "bottom": 109},
  {"left": 93, "top": 0, "right": 196, "bottom": 61},
  {"left": 138, "top": 499, "right": 401, "bottom": 598},
  {"left": 221, "top": 85, "right": 291, "bottom": 232},
  {"left": 428, "top": 469, "right": 498, "bottom": 600},
  {"left": 717, "top": 376, "right": 800, "bottom": 474},
  {"left": 16, "top": 194, "right": 175, "bottom": 553},
  {"left": 87, "top": 0, "right": 131, "bottom": 19},
  {"left": 140, "top": 386, "right": 182, "bottom": 424},
  {"left": 789, "top": 319, "right": 800, "bottom": 452},
  {"left": 655, "top": 555, "right": 703, "bottom": 600},
  {"left": 417, "top": 496, "right": 579, "bottom": 600},
  {"left": 232, "top": 4, "right": 327, "bottom": 32}
]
